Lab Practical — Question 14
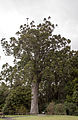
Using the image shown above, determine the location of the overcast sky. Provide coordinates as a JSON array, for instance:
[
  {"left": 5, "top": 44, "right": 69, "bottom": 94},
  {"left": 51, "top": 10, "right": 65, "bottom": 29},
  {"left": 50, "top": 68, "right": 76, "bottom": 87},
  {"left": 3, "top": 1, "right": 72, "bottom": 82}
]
[{"left": 0, "top": 0, "right": 78, "bottom": 70}]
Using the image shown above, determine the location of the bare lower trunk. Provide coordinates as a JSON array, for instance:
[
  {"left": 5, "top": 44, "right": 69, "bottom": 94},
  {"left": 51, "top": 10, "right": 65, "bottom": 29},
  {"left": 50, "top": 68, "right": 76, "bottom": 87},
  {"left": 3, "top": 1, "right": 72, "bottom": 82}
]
[{"left": 30, "top": 81, "right": 39, "bottom": 114}]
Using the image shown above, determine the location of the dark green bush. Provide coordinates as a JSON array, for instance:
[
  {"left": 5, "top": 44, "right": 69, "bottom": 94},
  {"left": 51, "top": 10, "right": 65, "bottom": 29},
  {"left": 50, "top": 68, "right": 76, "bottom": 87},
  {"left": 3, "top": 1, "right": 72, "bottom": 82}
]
[
  {"left": 74, "top": 106, "right": 78, "bottom": 116},
  {"left": 0, "top": 82, "right": 9, "bottom": 110},
  {"left": 64, "top": 102, "right": 78, "bottom": 115},
  {"left": 72, "top": 91, "right": 78, "bottom": 104},
  {"left": 15, "top": 105, "right": 28, "bottom": 115},
  {"left": 3, "top": 86, "right": 31, "bottom": 114},
  {"left": 46, "top": 102, "right": 78, "bottom": 115}
]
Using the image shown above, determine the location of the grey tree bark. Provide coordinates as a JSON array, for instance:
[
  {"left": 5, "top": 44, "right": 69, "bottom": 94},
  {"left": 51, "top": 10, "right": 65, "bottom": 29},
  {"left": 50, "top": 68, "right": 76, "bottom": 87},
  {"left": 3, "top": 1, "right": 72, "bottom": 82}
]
[{"left": 30, "top": 81, "right": 39, "bottom": 114}]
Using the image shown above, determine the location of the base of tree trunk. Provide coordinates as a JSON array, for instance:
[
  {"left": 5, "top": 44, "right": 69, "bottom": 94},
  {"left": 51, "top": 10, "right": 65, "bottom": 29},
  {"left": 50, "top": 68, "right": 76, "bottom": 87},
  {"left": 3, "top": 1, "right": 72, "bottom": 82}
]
[{"left": 30, "top": 81, "right": 39, "bottom": 114}]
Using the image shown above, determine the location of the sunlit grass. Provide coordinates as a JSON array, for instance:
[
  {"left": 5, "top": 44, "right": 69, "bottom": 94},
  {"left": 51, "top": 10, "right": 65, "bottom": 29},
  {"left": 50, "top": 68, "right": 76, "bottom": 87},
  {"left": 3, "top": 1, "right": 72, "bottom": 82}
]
[
  {"left": 0, "top": 118, "right": 4, "bottom": 120},
  {"left": 14, "top": 115, "right": 78, "bottom": 120}
]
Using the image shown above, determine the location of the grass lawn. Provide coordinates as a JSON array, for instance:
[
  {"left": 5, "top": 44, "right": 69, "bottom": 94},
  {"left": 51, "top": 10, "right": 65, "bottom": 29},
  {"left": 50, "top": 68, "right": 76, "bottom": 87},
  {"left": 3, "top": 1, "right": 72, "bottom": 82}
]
[{"left": 14, "top": 115, "right": 78, "bottom": 120}]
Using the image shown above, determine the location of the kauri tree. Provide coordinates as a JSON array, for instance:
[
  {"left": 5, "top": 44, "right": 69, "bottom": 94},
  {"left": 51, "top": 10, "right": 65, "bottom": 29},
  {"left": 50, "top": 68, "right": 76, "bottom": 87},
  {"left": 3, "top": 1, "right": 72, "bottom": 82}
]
[{"left": 1, "top": 17, "right": 71, "bottom": 114}]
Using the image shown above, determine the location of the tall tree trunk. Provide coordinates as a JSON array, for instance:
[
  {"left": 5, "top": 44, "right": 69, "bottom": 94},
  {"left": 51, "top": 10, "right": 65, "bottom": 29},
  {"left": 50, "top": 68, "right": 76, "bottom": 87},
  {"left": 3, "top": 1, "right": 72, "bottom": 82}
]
[{"left": 30, "top": 81, "right": 39, "bottom": 114}]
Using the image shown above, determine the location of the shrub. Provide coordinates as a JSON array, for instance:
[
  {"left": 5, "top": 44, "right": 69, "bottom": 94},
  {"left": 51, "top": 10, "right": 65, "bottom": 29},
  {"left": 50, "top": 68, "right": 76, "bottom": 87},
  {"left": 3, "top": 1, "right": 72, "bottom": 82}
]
[
  {"left": 46, "top": 101, "right": 55, "bottom": 115},
  {"left": 3, "top": 86, "right": 31, "bottom": 114},
  {"left": 72, "top": 91, "right": 78, "bottom": 104},
  {"left": 0, "top": 82, "right": 9, "bottom": 110},
  {"left": 2, "top": 103, "right": 15, "bottom": 114},
  {"left": 46, "top": 102, "right": 67, "bottom": 115},
  {"left": 74, "top": 106, "right": 78, "bottom": 116},
  {"left": 64, "top": 102, "right": 78, "bottom": 115},
  {"left": 15, "top": 105, "right": 28, "bottom": 115},
  {"left": 54, "top": 103, "right": 66, "bottom": 115}
]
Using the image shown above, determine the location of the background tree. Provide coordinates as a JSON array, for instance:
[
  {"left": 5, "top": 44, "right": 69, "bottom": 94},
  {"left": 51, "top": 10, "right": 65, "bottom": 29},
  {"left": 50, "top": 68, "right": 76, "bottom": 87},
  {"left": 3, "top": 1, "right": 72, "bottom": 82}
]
[
  {"left": 3, "top": 86, "right": 31, "bottom": 114},
  {"left": 0, "top": 82, "right": 9, "bottom": 111},
  {"left": 38, "top": 46, "right": 71, "bottom": 112},
  {"left": 65, "top": 51, "right": 78, "bottom": 100}
]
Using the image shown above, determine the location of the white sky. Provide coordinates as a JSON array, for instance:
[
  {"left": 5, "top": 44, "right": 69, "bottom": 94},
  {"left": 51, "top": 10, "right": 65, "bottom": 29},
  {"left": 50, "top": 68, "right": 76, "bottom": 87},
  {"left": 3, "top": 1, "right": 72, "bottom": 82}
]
[{"left": 0, "top": 0, "right": 78, "bottom": 70}]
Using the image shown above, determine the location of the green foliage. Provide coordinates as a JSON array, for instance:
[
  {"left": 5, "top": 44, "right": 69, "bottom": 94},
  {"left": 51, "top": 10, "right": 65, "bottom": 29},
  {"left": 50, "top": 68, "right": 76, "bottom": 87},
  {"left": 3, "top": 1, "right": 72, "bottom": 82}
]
[
  {"left": 3, "top": 86, "right": 31, "bottom": 114},
  {"left": 72, "top": 91, "right": 78, "bottom": 104},
  {"left": 46, "top": 101, "right": 77, "bottom": 116},
  {"left": 0, "top": 82, "right": 9, "bottom": 110},
  {"left": 0, "top": 63, "right": 13, "bottom": 87},
  {"left": 1, "top": 17, "right": 78, "bottom": 114},
  {"left": 46, "top": 102, "right": 66, "bottom": 115},
  {"left": 16, "top": 105, "right": 28, "bottom": 115},
  {"left": 46, "top": 102, "right": 55, "bottom": 115},
  {"left": 54, "top": 103, "right": 66, "bottom": 115},
  {"left": 1, "top": 17, "right": 71, "bottom": 86},
  {"left": 64, "top": 51, "right": 78, "bottom": 116},
  {"left": 64, "top": 102, "right": 78, "bottom": 115}
]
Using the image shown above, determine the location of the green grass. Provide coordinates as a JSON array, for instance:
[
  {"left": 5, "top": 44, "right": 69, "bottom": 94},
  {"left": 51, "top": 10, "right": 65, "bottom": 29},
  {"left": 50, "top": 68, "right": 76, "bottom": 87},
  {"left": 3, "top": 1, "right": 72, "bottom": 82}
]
[
  {"left": 0, "top": 118, "right": 4, "bottom": 120},
  {"left": 14, "top": 115, "right": 78, "bottom": 120}
]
